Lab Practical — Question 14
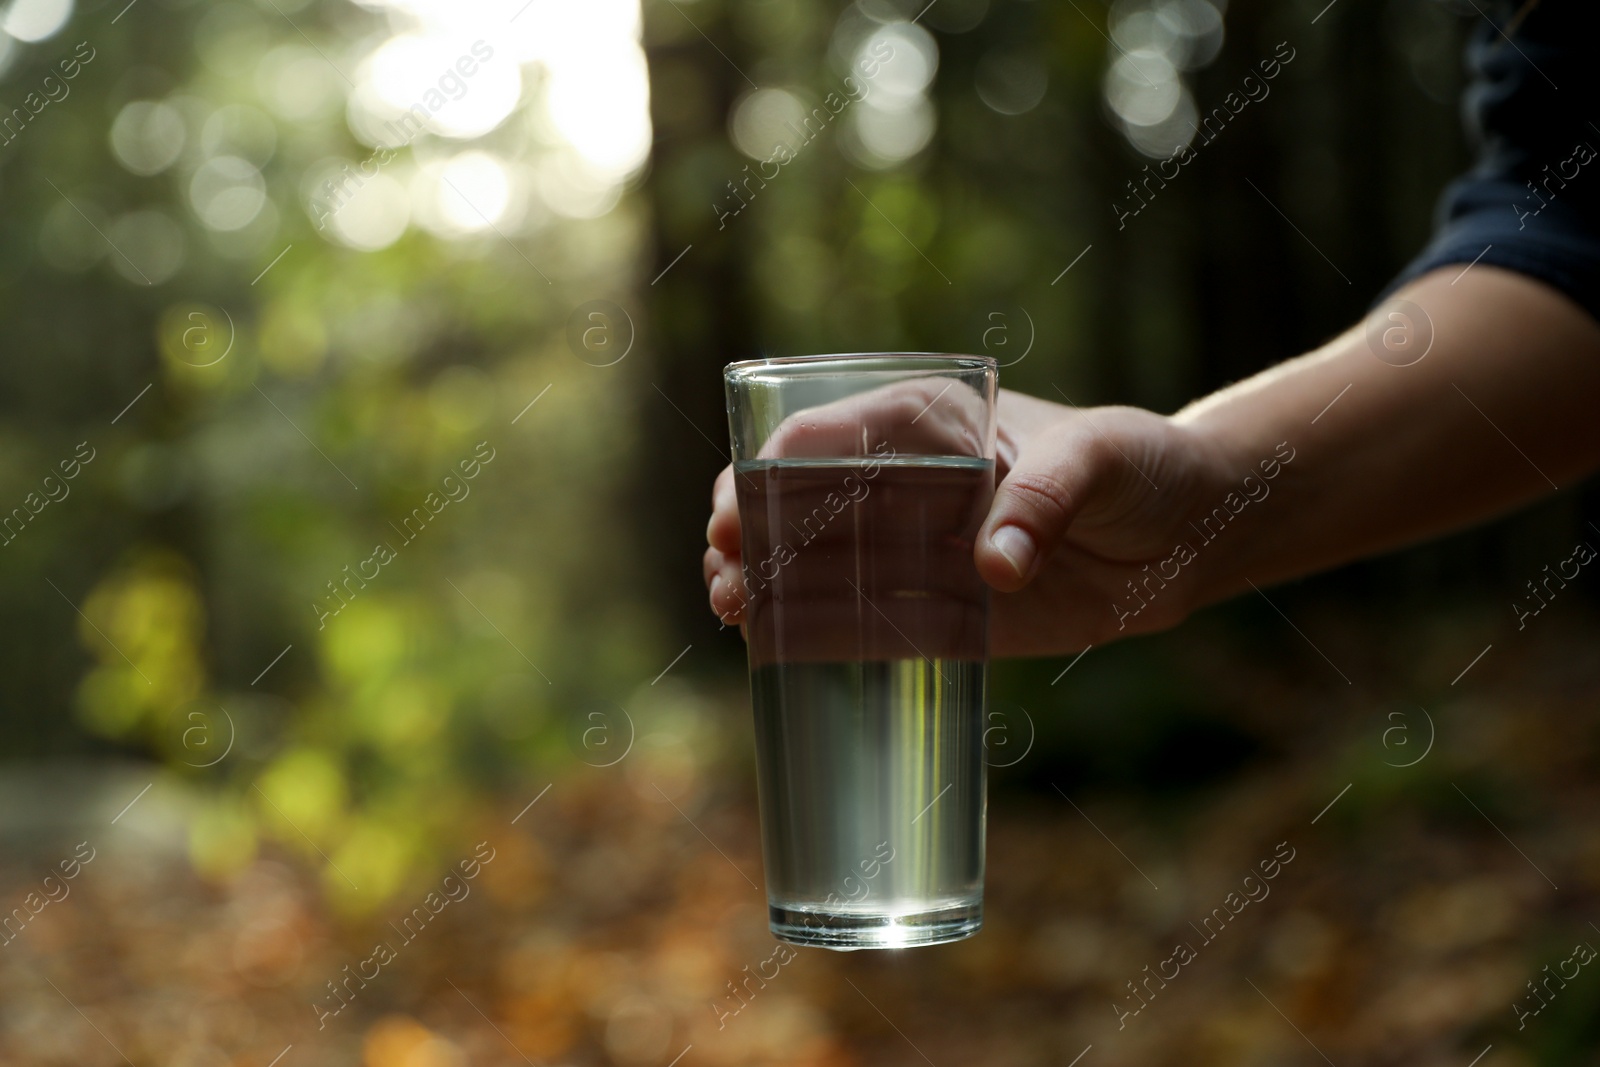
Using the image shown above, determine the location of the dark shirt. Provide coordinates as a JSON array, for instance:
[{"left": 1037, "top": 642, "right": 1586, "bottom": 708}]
[{"left": 1385, "top": 0, "right": 1600, "bottom": 323}]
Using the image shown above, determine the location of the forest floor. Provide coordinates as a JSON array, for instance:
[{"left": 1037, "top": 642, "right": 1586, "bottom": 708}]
[{"left": 2, "top": 609, "right": 1598, "bottom": 1067}]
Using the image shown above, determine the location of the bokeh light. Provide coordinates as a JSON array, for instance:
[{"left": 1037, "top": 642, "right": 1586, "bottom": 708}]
[
  {"left": 860, "top": 21, "right": 938, "bottom": 103},
  {"left": 189, "top": 155, "right": 267, "bottom": 232},
  {"left": 1124, "top": 89, "right": 1198, "bottom": 158},
  {"left": 417, "top": 150, "right": 516, "bottom": 235},
  {"left": 349, "top": 33, "right": 522, "bottom": 145},
  {"left": 1105, "top": 50, "right": 1181, "bottom": 127},
  {"left": 729, "top": 87, "right": 809, "bottom": 162},
  {"left": 842, "top": 21, "right": 940, "bottom": 169},
  {"left": 255, "top": 44, "right": 343, "bottom": 122},
  {"left": 1153, "top": 0, "right": 1225, "bottom": 70},
  {"left": 326, "top": 171, "right": 410, "bottom": 250},
  {"left": 110, "top": 101, "right": 187, "bottom": 177},
  {"left": 1104, "top": 0, "right": 1226, "bottom": 158},
  {"left": 2, "top": 0, "right": 71, "bottom": 43},
  {"left": 298, "top": 0, "right": 648, "bottom": 246},
  {"left": 542, "top": 30, "right": 652, "bottom": 179},
  {"left": 851, "top": 96, "right": 936, "bottom": 166},
  {"left": 974, "top": 47, "right": 1048, "bottom": 115}
]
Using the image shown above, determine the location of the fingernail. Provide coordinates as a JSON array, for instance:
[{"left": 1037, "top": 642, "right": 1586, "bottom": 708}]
[
  {"left": 991, "top": 525, "right": 1036, "bottom": 579},
  {"left": 710, "top": 574, "right": 725, "bottom": 603}
]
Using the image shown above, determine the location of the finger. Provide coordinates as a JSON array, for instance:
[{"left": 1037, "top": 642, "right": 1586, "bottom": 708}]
[
  {"left": 757, "top": 377, "right": 989, "bottom": 462},
  {"left": 975, "top": 424, "right": 1106, "bottom": 593},
  {"left": 705, "top": 546, "right": 748, "bottom": 624},
  {"left": 703, "top": 545, "right": 743, "bottom": 593},
  {"left": 708, "top": 465, "right": 741, "bottom": 554},
  {"left": 710, "top": 575, "right": 746, "bottom": 624}
]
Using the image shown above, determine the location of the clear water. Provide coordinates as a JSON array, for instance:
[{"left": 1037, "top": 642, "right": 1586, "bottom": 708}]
[{"left": 735, "top": 455, "right": 994, "bottom": 948}]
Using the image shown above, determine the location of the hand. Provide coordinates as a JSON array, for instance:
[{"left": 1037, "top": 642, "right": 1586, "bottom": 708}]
[{"left": 706, "top": 387, "right": 1236, "bottom": 658}]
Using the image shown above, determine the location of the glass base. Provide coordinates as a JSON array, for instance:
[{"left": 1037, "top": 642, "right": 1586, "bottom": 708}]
[{"left": 769, "top": 900, "right": 982, "bottom": 950}]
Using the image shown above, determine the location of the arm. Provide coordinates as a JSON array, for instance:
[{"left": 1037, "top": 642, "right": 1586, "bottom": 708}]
[
  {"left": 1173, "top": 264, "right": 1600, "bottom": 612},
  {"left": 706, "top": 267, "right": 1600, "bottom": 657}
]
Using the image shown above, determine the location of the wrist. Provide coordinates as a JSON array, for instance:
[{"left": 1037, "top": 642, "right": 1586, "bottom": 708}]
[{"left": 1167, "top": 415, "right": 1294, "bottom": 614}]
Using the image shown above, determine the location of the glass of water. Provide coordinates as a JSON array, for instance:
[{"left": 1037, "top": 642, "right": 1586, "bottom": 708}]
[{"left": 724, "top": 353, "right": 999, "bottom": 950}]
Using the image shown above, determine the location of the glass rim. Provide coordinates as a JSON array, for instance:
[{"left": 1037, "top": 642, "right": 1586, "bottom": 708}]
[{"left": 724, "top": 352, "right": 997, "bottom": 378}]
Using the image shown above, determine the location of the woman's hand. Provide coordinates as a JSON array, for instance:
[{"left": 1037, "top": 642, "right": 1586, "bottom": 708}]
[{"left": 705, "top": 387, "right": 1237, "bottom": 658}]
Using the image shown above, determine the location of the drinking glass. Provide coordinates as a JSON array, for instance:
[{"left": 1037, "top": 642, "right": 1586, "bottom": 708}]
[{"left": 723, "top": 353, "right": 998, "bottom": 949}]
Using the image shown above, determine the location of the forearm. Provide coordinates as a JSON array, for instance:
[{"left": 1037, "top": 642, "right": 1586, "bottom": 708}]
[{"left": 1172, "top": 266, "right": 1600, "bottom": 609}]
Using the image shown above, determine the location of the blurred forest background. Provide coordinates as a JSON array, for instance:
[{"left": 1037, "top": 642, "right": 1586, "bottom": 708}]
[{"left": 2, "top": 0, "right": 1600, "bottom": 1064}]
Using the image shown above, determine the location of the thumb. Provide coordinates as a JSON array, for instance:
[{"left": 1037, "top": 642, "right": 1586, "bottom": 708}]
[{"left": 975, "top": 427, "right": 1104, "bottom": 592}]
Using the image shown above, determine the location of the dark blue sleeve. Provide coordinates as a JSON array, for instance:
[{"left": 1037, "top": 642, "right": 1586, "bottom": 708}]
[{"left": 1382, "top": 0, "right": 1600, "bottom": 324}]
